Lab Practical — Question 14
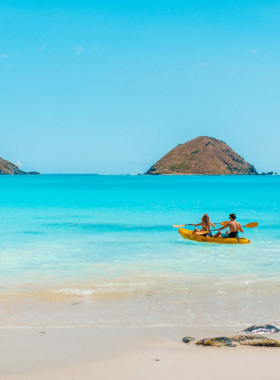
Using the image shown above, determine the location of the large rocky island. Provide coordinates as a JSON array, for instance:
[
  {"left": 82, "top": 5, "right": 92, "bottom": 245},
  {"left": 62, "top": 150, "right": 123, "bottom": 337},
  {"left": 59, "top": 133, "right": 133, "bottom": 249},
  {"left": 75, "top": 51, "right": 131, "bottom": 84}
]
[
  {"left": 146, "top": 136, "right": 258, "bottom": 175},
  {"left": 0, "top": 157, "right": 40, "bottom": 175}
]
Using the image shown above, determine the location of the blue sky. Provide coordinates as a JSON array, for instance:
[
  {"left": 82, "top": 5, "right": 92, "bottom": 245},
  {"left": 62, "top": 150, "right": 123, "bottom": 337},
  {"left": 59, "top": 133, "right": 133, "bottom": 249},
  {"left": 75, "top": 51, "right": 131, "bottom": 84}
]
[{"left": 1, "top": 0, "right": 280, "bottom": 174}]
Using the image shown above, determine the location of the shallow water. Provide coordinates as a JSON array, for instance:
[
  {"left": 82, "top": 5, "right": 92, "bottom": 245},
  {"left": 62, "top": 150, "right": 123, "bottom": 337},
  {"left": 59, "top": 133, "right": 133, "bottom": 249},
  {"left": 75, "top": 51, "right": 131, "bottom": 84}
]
[{"left": 0, "top": 175, "right": 279, "bottom": 327}]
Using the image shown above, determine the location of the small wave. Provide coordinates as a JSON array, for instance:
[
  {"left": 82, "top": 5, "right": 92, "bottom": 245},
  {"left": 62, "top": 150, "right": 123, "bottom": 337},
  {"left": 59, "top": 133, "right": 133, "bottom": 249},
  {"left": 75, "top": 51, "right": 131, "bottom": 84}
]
[
  {"left": 23, "top": 231, "right": 45, "bottom": 235},
  {"left": 54, "top": 281, "right": 157, "bottom": 296},
  {"left": 42, "top": 222, "right": 172, "bottom": 233},
  {"left": 54, "top": 288, "right": 97, "bottom": 296}
]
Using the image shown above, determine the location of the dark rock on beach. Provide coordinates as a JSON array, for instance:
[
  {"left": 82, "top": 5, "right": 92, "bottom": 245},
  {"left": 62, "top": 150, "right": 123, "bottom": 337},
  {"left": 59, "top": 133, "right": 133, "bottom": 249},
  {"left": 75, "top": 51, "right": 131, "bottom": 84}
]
[
  {"left": 231, "top": 335, "right": 280, "bottom": 347},
  {"left": 182, "top": 332, "right": 280, "bottom": 347},
  {"left": 196, "top": 337, "right": 236, "bottom": 347},
  {"left": 240, "top": 325, "right": 280, "bottom": 334},
  {"left": 182, "top": 337, "right": 195, "bottom": 343},
  {"left": 231, "top": 335, "right": 258, "bottom": 342}
]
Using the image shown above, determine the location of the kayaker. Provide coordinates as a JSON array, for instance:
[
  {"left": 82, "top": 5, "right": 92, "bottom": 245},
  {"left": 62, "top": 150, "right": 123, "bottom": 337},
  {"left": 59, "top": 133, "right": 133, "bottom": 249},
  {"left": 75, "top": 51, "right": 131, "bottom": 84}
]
[
  {"left": 192, "top": 214, "right": 216, "bottom": 237},
  {"left": 213, "top": 213, "right": 244, "bottom": 238}
]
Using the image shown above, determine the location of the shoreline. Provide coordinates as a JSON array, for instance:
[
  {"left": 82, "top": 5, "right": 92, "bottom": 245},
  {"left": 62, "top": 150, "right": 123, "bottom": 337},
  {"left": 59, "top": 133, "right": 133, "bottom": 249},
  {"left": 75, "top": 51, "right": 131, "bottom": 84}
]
[
  {"left": 1, "top": 291, "right": 280, "bottom": 329},
  {"left": 1, "top": 325, "right": 280, "bottom": 380}
]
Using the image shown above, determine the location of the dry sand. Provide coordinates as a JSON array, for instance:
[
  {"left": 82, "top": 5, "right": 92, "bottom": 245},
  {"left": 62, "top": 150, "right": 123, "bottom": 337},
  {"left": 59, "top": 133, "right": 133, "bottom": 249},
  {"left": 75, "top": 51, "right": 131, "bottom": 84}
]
[{"left": 1, "top": 325, "right": 280, "bottom": 380}]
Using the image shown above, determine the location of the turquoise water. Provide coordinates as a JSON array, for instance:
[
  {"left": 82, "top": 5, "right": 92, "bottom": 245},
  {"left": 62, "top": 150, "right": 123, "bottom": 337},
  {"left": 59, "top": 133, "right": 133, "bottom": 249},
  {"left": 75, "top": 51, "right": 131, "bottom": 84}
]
[{"left": 0, "top": 175, "right": 280, "bottom": 327}]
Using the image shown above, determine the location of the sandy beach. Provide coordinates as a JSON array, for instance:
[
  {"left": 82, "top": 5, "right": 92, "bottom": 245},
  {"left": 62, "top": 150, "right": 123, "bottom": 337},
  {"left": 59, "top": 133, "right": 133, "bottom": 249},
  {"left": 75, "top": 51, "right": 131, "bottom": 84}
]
[{"left": 1, "top": 325, "right": 280, "bottom": 380}]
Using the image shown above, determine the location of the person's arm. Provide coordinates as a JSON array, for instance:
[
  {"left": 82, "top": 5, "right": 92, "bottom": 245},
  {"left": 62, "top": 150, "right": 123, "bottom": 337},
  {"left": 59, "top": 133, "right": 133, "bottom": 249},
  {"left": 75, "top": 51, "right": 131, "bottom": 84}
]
[
  {"left": 192, "top": 223, "right": 202, "bottom": 226},
  {"left": 211, "top": 222, "right": 216, "bottom": 228},
  {"left": 216, "top": 223, "right": 230, "bottom": 231},
  {"left": 239, "top": 224, "right": 244, "bottom": 233}
]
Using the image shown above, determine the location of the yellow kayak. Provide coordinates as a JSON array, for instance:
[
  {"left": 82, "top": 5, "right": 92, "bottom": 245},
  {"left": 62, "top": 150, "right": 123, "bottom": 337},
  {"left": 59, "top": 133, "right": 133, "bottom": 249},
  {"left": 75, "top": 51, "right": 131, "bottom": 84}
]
[{"left": 178, "top": 228, "right": 251, "bottom": 245}]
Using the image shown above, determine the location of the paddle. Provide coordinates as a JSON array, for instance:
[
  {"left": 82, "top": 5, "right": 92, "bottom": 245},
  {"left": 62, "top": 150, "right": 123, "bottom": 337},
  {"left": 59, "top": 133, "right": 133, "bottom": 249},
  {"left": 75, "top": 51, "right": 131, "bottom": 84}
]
[
  {"left": 173, "top": 221, "right": 228, "bottom": 228},
  {"left": 194, "top": 230, "right": 209, "bottom": 235},
  {"left": 243, "top": 222, "right": 258, "bottom": 228},
  {"left": 192, "top": 222, "right": 232, "bottom": 235},
  {"left": 211, "top": 222, "right": 258, "bottom": 232}
]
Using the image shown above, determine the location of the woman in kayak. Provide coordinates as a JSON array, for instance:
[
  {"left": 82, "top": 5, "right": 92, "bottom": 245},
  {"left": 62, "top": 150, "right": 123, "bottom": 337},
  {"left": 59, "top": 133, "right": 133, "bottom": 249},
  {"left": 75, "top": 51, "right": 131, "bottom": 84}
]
[{"left": 192, "top": 214, "right": 216, "bottom": 237}]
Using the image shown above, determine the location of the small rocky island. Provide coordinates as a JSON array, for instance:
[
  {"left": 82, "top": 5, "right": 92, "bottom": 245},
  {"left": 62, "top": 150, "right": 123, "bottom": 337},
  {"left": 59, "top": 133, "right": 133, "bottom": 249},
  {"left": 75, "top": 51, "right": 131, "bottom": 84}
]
[
  {"left": 146, "top": 136, "right": 258, "bottom": 175},
  {"left": 0, "top": 157, "right": 40, "bottom": 175},
  {"left": 260, "top": 171, "right": 278, "bottom": 175}
]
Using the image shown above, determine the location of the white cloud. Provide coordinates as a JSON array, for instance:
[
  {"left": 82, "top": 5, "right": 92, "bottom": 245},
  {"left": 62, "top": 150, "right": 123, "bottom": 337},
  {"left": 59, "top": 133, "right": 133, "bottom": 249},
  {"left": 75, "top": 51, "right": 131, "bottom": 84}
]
[
  {"left": 1, "top": 54, "right": 9, "bottom": 58},
  {"left": 250, "top": 49, "right": 257, "bottom": 54},
  {"left": 39, "top": 46, "right": 46, "bottom": 50},
  {"left": 138, "top": 159, "right": 144, "bottom": 164},
  {"left": 15, "top": 161, "right": 22, "bottom": 167},
  {"left": 75, "top": 46, "right": 85, "bottom": 54}
]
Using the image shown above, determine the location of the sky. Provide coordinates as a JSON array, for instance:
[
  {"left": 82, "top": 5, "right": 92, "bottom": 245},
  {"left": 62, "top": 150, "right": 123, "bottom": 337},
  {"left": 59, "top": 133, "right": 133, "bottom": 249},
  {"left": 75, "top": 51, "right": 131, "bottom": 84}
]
[{"left": 1, "top": 0, "right": 280, "bottom": 174}]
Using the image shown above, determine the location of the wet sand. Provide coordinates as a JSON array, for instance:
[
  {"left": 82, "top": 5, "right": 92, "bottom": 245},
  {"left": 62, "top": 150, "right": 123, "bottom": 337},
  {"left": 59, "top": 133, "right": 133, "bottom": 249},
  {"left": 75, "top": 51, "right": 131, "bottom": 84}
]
[{"left": 1, "top": 325, "right": 280, "bottom": 380}]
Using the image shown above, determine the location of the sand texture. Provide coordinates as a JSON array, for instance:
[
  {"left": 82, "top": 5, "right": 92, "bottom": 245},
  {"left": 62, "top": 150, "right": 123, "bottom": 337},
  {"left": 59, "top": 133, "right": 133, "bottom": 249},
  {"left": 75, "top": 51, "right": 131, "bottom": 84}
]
[{"left": 1, "top": 325, "right": 280, "bottom": 380}]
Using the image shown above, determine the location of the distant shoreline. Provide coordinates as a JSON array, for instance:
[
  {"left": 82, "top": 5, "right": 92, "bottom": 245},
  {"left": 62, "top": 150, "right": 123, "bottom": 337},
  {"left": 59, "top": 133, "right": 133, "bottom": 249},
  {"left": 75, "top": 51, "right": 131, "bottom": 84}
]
[{"left": 0, "top": 173, "right": 278, "bottom": 176}]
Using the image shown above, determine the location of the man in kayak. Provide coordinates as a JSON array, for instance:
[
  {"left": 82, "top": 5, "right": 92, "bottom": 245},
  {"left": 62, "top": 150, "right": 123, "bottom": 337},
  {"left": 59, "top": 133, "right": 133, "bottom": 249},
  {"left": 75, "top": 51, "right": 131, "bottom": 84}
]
[{"left": 213, "top": 213, "right": 244, "bottom": 239}]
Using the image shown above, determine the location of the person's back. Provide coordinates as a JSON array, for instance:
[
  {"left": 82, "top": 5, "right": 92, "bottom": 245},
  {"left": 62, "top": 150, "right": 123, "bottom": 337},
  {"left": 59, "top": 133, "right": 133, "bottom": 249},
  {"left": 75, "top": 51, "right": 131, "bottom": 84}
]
[{"left": 227, "top": 220, "right": 242, "bottom": 233}]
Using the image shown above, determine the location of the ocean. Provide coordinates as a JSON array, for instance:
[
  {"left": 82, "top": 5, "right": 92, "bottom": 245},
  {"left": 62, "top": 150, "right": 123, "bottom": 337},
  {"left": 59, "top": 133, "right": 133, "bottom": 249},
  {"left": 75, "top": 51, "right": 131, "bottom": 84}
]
[{"left": 0, "top": 175, "right": 279, "bottom": 328}]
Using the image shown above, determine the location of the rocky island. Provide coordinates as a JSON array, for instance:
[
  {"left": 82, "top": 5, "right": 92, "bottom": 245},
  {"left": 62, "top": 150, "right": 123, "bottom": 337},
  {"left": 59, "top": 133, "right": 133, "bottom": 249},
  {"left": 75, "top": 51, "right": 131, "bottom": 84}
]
[
  {"left": 146, "top": 136, "right": 258, "bottom": 175},
  {"left": 0, "top": 157, "right": 40, "bottom": 175}
]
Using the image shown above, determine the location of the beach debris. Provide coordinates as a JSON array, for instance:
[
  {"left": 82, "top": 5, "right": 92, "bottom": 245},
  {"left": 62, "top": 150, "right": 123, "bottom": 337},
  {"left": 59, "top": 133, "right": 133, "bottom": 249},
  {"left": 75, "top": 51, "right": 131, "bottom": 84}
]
[
  {"left": 240, "top": 325, "right": 280, "bottom": 334},
  {"left": 196, "top": 337, "right": 236, "bottom": 347},
  {"left": 39, "top": 332, "right": 46, "bottom": 334},
  {"left": 155, "top": 359, "right": 160, "bottom": 361},
  {"left": 182, "top": 337, "right": 195, "bottom": 343},
  {"left": 231, "top": 335, "right": 280, "bottom": 347}
]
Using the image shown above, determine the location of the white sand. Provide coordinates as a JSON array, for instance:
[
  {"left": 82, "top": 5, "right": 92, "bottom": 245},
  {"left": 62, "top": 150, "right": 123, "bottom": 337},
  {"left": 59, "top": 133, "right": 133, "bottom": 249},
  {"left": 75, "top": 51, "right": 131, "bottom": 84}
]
[{"left": 1, "top": 325, "right": 280, "bottom": 380}]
